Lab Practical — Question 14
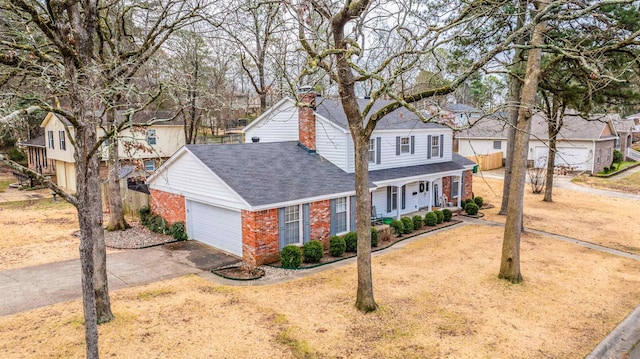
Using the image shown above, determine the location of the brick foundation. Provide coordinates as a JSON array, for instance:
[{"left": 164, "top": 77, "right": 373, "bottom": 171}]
[{"left": 149, "top": 189, "right": 186, "bottom": 225}]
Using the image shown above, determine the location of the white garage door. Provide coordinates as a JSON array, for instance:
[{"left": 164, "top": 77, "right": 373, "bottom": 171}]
[
  {"left": 534, "top": 146, "right": 589, "bottom": 171},
  {"left": 186, "top": 200, "right": 242, "bottom": 257}
]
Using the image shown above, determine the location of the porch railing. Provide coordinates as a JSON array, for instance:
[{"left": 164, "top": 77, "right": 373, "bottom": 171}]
[{"left": 627, "top": 148, "right": 640, "bottom": 162}]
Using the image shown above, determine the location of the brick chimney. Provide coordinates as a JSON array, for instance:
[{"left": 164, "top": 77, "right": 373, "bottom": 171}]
[{"left": 297, "top": 86, "right": 316, "bottom": 152}]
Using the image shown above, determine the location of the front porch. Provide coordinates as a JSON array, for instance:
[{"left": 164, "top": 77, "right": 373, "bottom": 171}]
[{"left": 371, "top": 171, "right": 472, "bottom": 221}]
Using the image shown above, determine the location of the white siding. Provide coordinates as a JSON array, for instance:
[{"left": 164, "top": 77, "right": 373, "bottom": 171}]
[
  {"left": 530, "top": 140, "right": 591, "bottom": 171},
  {"left": 186, "top": 200, "right": 242, "bottom": 257},
  {"left": 315, "top": 120, "right": 349, "bottom": 171},
  {"left": 457, "top": 139, "right": 506, "bottom": 159},
  {"left": 348, "top": 129, "right": 454, "bottom": 173},
  {"left": 243, "top": 102, "right": 299, "bottom": 143},
  {"left": 149, "top": 150, "right": 247, "bottom": 210},
  {"left": 371, "top": 181, "right": 431, "bottom": 218}
]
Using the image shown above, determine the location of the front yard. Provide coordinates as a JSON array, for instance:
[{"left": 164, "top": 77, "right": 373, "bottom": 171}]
[
  {"left": 1, "top": 173, "right": 640, "bottom": 358},
  {"left": 572, "top": 167, "right": 640, "bottom": 194}
]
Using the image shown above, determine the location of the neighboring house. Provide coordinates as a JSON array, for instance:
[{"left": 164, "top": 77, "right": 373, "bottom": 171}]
[
  {"left": 625, "top": 113, "right": 640, "bottom": 142},
  {"left": 147, "top": 91, "right": 475, "bottom": 266},
  {"left": 41, "top": 111, "right": 185, "bottom": 192},
  {"left": 457, "top": 112, "right": 619, "bottom": 174},
  {"left": 423, "top": 103, "right": 482, "bottom": 152},
  {"left": 17, "top": 134, "right": 56, "bottom": 178},
  {"left": 612, "top": 115, "right": 639, "bottom": 161}
]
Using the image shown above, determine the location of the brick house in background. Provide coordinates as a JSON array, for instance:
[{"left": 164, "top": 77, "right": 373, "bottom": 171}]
[{"left": 147, "top": 90, "right": 475, "bottom": 266}]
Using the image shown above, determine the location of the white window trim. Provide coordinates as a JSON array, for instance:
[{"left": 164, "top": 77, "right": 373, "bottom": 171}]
[
  {"left": 400, "top": 137, "right": 410, "bottom": 153},
  {"left": 493, "top": 141, "right": 501, "bottom": 150},
  {"left": 59, "top": 130, "right": 66, "bottom": 151},
  {"left": 390, "top": 186, "right": 398, "bottom": 211},
  {"left": 48, "top": 131, "right": 54, "bottom": 149},
  {"left": 335, "top": 197, "right": 351, "bottom": 235},
  {"left": 368, "top": 138, "right": 376, "bottom": 163},
  {"left": 144, "top": 160, "right": 155, "bottom": 172},
  {"left": 147, "top": 129, "right": 157, "bottom": 145}
]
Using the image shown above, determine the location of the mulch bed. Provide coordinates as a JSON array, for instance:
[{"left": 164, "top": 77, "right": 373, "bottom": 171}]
[
  {"left": 267, "top": 218, "right": 464, "bottom": 270},
  {"left": 212, "top": 265, "right": 265, "bottom": 281}
]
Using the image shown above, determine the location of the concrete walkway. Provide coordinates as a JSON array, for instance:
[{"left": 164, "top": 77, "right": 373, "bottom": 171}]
[{"left": 0, "top": 242, "right": 238, "bottom": 316}]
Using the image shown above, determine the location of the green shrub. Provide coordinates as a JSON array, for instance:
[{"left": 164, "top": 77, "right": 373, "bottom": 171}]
[
  {"left": 370, "top": 227, "right": 379, "bottom": 247},
  {"left": 474, "top": 197, "right": 484, "bottom": 207},
  {"left": 412, "top": 215, "right": 423, "bottom": 230},
  {"left": 139, "top": 205, "right": 152, "bottom": 225},
  {"left": 280, "top": 245, "right": 302, "bottom": 268},
  {"left": 442, "top": 208, "right": 453, "bottom": 222},
  {"left": 389, "top": 220, "right": 404, "bottom": 236},
  {"left": 424, "top": 212, "right": 438, "bottom": 226},
  {"left": 169, "top": 222, "right": 188, "bottom": 240},
  {"left": 401, "top": 217, "right": 414, "bottom": 233},
  {"left": 464, "top": 198, "right": 474, "bottom": 206},
  {"left": 465, "top": 202, "right": 479, "bottom": 215},
  {"left": 344, "top": 231, "right": 358, "bottom": 252},
  {"left": 329, "top": 236, "right": 346, "bottom": 257},
  {"left": 147, "top": 214, "right": 169, "bottom": 234},
  {"left": 303, "top": 240, "right": 324, "bottom": 263},
  {"left": 613, "top": 149, "right": 623, "bottom": 164},
  {"left": 8, "top": 147, "right": 26, "bottom": 165},
  {"left": 434, "top": 210, "right": 444, "bottom": 224}
]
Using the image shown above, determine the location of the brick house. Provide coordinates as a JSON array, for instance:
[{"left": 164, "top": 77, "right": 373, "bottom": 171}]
[{"left": 147, "top": 90, "right": 476, "bottom": 266}]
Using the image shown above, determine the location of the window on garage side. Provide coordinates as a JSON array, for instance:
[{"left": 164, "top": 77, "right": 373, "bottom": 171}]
[
  {"left": 284, "top": 205, "right": 301, "bottom": 245},
  {"left": 493, "top": 141, "right": 501, "bottom": 149}
]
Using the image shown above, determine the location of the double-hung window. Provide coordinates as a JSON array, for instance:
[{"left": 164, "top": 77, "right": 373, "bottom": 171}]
[
  {"left": 48, "top": 131, "right": 54, "bottom": 149},
  {"left": 452, "top": 177, "right": 460, "bottom": 197},
  {"left": 147, "top": 129, "right": 157, "bottom": 145},
  {"left": 400, "top": 137, "right": 410, "bottom": 153},
  {"left": 284, "top": 205, "right": 301, "bottom": 245},
  {"left": 144, "top": 160, "right": 155, "bottom": 172},
  {"left": 59, "top": 131, "right": 66, "bottom": 150},
  {"left": 431, "top": 136, "right": 440, "bottom": 157},
  {"left": 334, "top": 197, "right": 348, "bottom": 233},
  {"left": 368, "top": 139, "right": 376, "bottom": 163},
  {"left": 390, "top": 186, "right": 398, "bottom": 211},
  {"left": 493, "top": 141, "right": 501, "bottom": 150}
]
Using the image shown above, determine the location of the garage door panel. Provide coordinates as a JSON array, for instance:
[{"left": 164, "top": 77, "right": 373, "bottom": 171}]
[
  {"left": 187, "top": 200, "right": 242, "bottom": 257},
  {"left": 534, "top": 146, "right": 588, "bottom": 170}
]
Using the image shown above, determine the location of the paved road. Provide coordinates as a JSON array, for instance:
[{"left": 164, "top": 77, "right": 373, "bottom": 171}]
[{"left": 0, "top": 242, "right": 239, "bottom": 316}]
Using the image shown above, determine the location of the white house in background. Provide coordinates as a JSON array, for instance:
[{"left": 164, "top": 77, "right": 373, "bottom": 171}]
[
  {"left": 457, "top": 111, "right": 619, "bottom": 174},
  {"left": 147, "top": 90, "right": 476, "bottom": 266},
  {"left": 41, "top": 111, "right": 185, "bottom": 192}
]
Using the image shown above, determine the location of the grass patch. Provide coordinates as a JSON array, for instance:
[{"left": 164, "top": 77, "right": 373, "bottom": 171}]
[
  {"left": 276, "top": 327, "right": 317, "bottom": 359},
  {"left": 137, "top": 288, "right": 175, "bottom": 300},
  {"left": 572, "top": 170, "right": 640, "bottom": 194},
  {"left": 0, "top": 178, "right": 14, "bottom": 193}
]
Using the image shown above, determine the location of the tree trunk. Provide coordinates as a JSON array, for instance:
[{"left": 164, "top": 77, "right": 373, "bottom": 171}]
[
  {"left": 74, "top": 124, "right": 103, "bottom": 358},
  {"left": 499, "top": 0, "right": 527, "bottom": 216},
  {"left": 354, "top": 135, "right": 377, "bottom": 312},
  {"left": 543, "top": 130, "right": 557, "bottom": 202},
  {"left": 499, "top": 2, "right": 549, "bottom": 283},
  {"left": 106, "top": 137, "right": 130, "bottom": 232}
]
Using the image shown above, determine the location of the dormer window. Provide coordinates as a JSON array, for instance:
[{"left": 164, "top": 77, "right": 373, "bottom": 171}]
[
  {"left": 147, "top": 129, "right": 156, "bottom": 145},
  {"left": 59, "top": 131, "right": 66, "bottom": 150}
]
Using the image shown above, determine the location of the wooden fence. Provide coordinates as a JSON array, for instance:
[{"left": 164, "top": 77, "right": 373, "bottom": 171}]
[
  {"left": 101, "top": 181, "right": 149, "bottom": 218},
  {"left": 465, "top": 151, "right": 503, "bottom": 171}
]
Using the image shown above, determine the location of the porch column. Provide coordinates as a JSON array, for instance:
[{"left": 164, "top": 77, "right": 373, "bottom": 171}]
[
  {"left": 395, "top": 185, "right": 401, "bottom": 220},
  {"left": 457, "top": 173, "right": 463, "bottom": 207},
  {"left": 428, "top": 181, "right": 433, "bottom": 212}
]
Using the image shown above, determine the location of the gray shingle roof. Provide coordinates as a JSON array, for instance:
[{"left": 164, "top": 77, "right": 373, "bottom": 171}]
[
  {"left": 458, "top": 112, "right": 617, "bottom": 141},
  {"left": 17, "top": 135, "right": 46, "bottom": 147},
  {"left": 445, "top": 103, "right": 481, "bottom": 113},
  {"left": 186, "top": 142, "right": 358, "bottom": 207},
  {"left": 369, "top": 153, "right": 475, "bottom": 182},
  {"left": 314, "top": 97, "right": 446, "bottom": 131}
]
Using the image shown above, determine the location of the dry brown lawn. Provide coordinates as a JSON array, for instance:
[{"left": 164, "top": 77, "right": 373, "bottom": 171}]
[
  {"left": 1, "top": 225, "right": 640, "bottom": 358},
  {"left": 473, "top": 175, "right": 640, "bottom": 254},
  {"left": 0, "top": 199, "right": 82, "bottom": 271}
]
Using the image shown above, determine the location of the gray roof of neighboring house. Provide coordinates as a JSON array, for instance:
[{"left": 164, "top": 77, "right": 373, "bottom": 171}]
[
  {"left": 186, "top": 141, "right": 359, "bottom": 207},
  {"left": 445, "top": 103, "right": 482, "bottom": 114},
  {"left": 314, "top": 97, "right": 447, "bottom": 131},
  {"left": 17, "top": 134, "right": 46, "bottom": 148},
  {"left": 369, "top": 153, "right": 476, "bottom": 182},
  {"left": 458, "top": 112, "right": 617, "bottom": 141},
  {"left": 52, "top": 110, "right": 184, "bottom": 127}
]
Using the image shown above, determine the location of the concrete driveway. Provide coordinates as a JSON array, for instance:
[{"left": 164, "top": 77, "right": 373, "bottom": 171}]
[{"left": 0, "top": 241, "right": 240, "bottom": 316}]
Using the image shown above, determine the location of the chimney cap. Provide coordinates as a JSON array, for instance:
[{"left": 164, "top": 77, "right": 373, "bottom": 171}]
[{"left": 297, "top": 85, "right": 315, "bottom": 94}]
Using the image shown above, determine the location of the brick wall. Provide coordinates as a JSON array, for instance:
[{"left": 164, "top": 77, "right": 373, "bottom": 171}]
[
  {"left": 298, "top": 91, "right": 316, "bottom": 151},
  {"left": 463, "top": 170, "right": 473, "bottom": 200},
  {"left": 442, "top": 176, "right": 451, "bottom": 200},
  {"left": 149, "top": 188, "right": 185, "bottom": 225},
  {"left": 310, "top": 200, "right": 331, "bottom": 247},
  {"left": 593, "top": 140, "right": 615, "bottom": 174},
  {"left": 241, "top": 199, "right": 331, "bottom": 266},
  {"left": 242, "top": 209, "right": 280, "bottom": 266}
]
